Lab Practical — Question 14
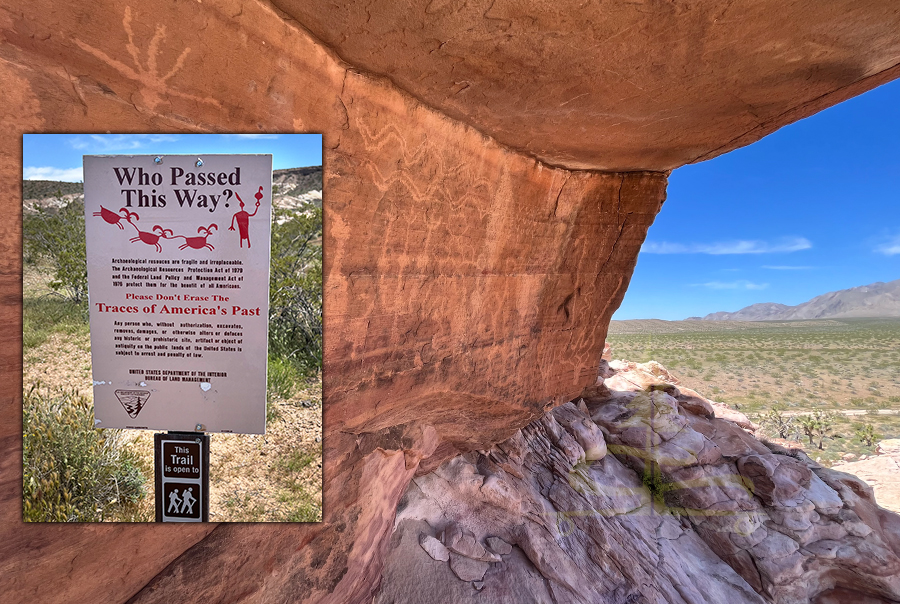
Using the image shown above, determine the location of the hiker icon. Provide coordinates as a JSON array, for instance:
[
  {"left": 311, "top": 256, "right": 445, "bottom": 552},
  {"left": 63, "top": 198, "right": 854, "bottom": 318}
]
[
  {"left": 167, "top": 489, "right": 181, "bottom": 513},
  {"left": 181, "top": 487, "right": 197, "bottom": 514}
]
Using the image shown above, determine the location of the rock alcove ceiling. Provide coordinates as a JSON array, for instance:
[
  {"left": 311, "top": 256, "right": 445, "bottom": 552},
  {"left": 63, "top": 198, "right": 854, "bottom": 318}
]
[{"left": 2, "top": 1, "right": 900, "bottom": 602}]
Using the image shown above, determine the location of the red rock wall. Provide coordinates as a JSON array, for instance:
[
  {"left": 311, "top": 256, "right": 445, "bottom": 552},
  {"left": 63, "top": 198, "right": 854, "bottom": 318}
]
[
  {"left": 0, "top": 1, "right": 665, "bottom": 602},
  {"left": 326, "top": 79, "right": 666, "bottom": 450}
]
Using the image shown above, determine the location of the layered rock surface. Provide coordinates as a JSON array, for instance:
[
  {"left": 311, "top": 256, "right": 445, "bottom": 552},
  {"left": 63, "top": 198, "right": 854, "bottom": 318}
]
[{"left": 377, "top": 360, "right": 900, "bottom": 603}]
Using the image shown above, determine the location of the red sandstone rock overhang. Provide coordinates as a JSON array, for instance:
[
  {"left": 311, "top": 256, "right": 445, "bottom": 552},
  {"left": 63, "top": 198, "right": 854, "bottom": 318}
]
[{"left": 270, "top": 0, "right": 900, "bottom": 171}]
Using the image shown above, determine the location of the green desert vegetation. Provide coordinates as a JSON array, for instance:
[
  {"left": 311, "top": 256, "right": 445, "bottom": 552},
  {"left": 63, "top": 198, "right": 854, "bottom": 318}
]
[
  {"left": 23, "top": 198, "right": 88, "bottom": 303},
  {"left": 607, "top": 318, "right": 900, "bottom": 465},
  {"left": 23, "top": 185, "right": 322, "bottom": 522},
  {"left": 22, "top": 179, "right": 84, "bottom": 200},
  {"left": 23, "top": 384, "right": 147, "bottom": 522}
]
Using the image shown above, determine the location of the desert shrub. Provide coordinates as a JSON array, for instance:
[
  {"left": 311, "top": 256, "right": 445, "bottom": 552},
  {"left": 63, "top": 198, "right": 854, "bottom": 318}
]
[
  {"left": 23, "top": 180, "right": 83, "bottom": 200},
  {"left": 23, "top": 295, "right": 89, "bottom": 351},
  {"left": 23, "top": 198, "right": 88, "bottom": 303},
  {"left": 268, "top": 206, "right": 322, "bottom": 372},
  {"left": 641, "top": 461, "right": 677, "bottom": 511},
  {"left": 267, "top": 355, "right": 302, "bottom": 401},
  {"left": 271, "top": 442, "right": 323, "bottom": 523},
  {"left": 23, "top": 383, "right": 146, "bottom": 522},
  {"left": 684, "top": 358, "right": 702, "bottom": 370}
]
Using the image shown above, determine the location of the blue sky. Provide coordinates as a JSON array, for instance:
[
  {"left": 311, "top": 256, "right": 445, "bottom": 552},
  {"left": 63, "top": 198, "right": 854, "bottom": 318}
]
[
  {"left": 22, "top": 134, "right": 322, "bottom": 183},
  {"left": 614, "top": 78, "right": 900, "bottom": 320}
]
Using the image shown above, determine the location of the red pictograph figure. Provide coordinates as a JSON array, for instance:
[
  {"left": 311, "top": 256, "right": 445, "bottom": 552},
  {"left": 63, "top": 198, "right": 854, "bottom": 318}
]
[
  {"left": 125, "top": 215, "right": 172, "bottom": 253},
  {"left": 173, "top": 224, "right": 217, "bottom": 251},
  {"left": 94, "top": 206, "right": 138, "bottom": 229},
  {"left": 229, "top": 186, "right": 263, "bottom": 248}
]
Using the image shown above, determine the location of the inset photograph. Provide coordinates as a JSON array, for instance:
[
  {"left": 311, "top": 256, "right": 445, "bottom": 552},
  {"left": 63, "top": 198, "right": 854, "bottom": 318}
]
[{"left": 22, "top": 133, "right": 323, "bottom": 522}]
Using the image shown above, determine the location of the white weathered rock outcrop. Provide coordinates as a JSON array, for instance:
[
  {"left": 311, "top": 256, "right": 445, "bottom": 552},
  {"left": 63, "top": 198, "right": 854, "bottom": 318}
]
[
  {"left": 832, "top": 438, "right": 900, "bottom": 515},
  {"left": 377, "top": 359, "right": 900, "bottom": 604}
]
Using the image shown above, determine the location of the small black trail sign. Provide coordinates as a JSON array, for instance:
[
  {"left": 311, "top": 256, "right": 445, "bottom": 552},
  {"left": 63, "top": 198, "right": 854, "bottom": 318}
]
[{"left": 155, "top": 432, "right": 209, "bottom": 522}]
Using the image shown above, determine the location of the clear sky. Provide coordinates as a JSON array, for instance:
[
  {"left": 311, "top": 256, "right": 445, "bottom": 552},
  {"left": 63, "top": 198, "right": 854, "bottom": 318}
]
[
  {"left": 22, "top": 134, "right": 322, "bottom": 182},
  {"left": 614, "top": 78, "right": 900, "bottom": 320}
]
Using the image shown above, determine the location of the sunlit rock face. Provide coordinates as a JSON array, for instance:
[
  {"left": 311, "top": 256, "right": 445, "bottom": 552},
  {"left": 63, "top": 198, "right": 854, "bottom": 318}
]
[
  {"left": 3, "top": 1, "right": 900, "bottom": 603},
  {"left": 377, "top": 361, "right": 900, "bottom": 604}
]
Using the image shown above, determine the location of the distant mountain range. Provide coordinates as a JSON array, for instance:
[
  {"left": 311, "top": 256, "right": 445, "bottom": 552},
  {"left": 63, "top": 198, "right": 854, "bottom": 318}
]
[
  {"left": 22, "top": 180, "right": 84, "bottom": 201},
  {"left": 688, "top": 279, "right": 900, "bottom": 321},
  {"left": 272, "top": 166, "right": 322, "bottom": 196}
]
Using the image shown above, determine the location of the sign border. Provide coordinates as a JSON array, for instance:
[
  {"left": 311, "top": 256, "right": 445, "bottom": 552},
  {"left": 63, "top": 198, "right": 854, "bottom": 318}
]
[{"left": 84, "top": 153, "right": 273, "bottom": 434}]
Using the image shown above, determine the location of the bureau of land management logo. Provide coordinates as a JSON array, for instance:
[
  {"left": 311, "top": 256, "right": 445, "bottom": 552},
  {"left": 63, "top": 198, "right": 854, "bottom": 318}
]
[{"left": 114, "top": 389, "right": 151, "bottom": 418}]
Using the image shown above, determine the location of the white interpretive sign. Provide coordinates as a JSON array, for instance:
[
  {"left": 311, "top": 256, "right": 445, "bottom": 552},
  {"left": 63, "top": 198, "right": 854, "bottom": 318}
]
[{"left": 84, "top": 154, "right": 272, "bottom": 434}]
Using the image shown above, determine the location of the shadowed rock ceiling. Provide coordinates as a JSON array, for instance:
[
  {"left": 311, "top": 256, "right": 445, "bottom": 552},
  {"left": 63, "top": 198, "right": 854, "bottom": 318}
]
[{"left": 273, "top": 0, "right": 900, "bottom": 170}]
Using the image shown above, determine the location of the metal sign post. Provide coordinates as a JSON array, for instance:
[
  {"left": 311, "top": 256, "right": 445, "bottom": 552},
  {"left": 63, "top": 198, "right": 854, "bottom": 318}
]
[{"left": 154, "top": 432, "right": 210, "bottom": 522}]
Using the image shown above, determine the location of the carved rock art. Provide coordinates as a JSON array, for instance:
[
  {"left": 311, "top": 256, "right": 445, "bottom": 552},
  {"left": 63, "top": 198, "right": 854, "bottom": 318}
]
[{"left": 73, "top": 7, "right": 220, "bottom": 112}]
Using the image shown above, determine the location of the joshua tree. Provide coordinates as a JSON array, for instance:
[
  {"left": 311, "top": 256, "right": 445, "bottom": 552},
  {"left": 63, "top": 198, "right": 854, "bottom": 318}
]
[
  {"left": 761, "top": 405, "right": 795, "bottom": 440},
  {"left": 855, "top": 423, "right": 879, "bottom": 447},
  {"left": 797, "top": 414, "right": 817, "bottom": 447},
  {"left": 797, "top": 410, "right": 835, "bottom": 450}
]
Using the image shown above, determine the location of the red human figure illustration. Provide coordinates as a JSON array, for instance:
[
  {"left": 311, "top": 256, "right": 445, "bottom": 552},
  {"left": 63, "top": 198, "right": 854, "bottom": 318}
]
[
  {"left": 125, "top": 215, "right": 172, "bottom": 253},
  {"left": 229, "top": 186, "right": 262, "bottom": 248},
  {"left": 174, "top": 224, "right": 217, "bottom": 251},
  {"left": 94, "top": 206, "right": 138, "bottom": 229}
]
